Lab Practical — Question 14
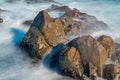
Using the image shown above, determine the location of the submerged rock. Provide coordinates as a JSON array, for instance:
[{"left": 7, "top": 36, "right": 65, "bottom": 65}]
[
  {"left": 0, "top": 18, "right": 3, "bottom": 23},
  {"left": 6, "top": 0, "right": 20, "bottom": 3},
  {"left": 46, "top": 5, "right": 71, "bottom": 12},
  {"left": 23, "top": 20, "right": 33, "bottom": 26},
  {"left": 59, "top": 35, "right": 108, "bottom": 79}
]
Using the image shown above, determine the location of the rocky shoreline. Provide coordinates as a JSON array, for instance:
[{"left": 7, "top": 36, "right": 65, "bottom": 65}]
[{"left": 21, "top": 5, "right": 120, "bottom": 80}]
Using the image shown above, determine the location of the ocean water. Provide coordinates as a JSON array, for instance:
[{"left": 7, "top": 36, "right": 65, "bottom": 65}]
[{"left": 0, "top": 0, "right": 120, "bottom": 80}]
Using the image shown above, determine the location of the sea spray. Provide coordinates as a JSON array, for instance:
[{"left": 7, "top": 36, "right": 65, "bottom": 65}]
[{"left": 0, "top": 0, "right": 120, "bottom": 80}]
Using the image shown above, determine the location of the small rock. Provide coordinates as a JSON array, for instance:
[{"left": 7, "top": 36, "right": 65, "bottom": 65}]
[
  {"left": 103, "top": 64, "right": 120, "bottom": 80},
  {"left": 0, "top": 18, "right": 3, "bottom": 23},
  {"left": 23, "top": 20, "right": 33, "bottom": 26}
]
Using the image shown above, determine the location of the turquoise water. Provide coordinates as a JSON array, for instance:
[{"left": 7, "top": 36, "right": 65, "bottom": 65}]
[{"left": 0, "top": 0, "right": 120, "bottom": 80}]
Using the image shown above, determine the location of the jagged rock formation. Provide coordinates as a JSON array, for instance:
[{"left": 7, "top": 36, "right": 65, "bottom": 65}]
[
  {"left": 21, "top": 5, "right": 117, "bottom": 80},
  {"left": 21, "top": 5, "right": 109, "bottom": 59}
]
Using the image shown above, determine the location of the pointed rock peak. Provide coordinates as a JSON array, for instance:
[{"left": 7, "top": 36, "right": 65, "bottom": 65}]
[
  {"left": 40, "top": 10, "right": 51, "bottom": 22},
  {"left": 32, "top": 10, "right": 51, "bottom": 28}
]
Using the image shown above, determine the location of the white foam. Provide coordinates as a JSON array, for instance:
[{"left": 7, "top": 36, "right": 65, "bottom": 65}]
[
  {"left": 0, "top": 0, "right": 120, "bottom": 80},
  {"left": 48, "top": 11, "right": 65, "bottom": 18}
]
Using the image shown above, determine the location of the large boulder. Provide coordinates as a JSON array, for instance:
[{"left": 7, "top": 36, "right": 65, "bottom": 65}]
[
  {"left": 97, "top": 35, "right": 115, "bottom": 58},
  {"left": 59, "top": 35, "right": 108, "bottom": 79},
  {"left": 103, "top": 64, "right": 120, "bottom": 80}
]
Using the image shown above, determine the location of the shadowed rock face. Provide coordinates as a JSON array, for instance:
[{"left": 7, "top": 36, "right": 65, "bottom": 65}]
[
  {"left": 110, "top": 43, "right": 120, "bottom": 65},
  {"left": 103, "top": 64, "right": 120, "bottom": 80},
  {"left": 21, "top": 5, "right": 109, "bottom": 59},
  {"left": 59, "top": 46, "right": 84, "bottom": 79},
  {"left": 59, "top": 35, "right": 108, "bottom": 79},
  {"left": 111, "top": 51, "right": 120, "bottom": 64},
  {"left": 21, "top": 26, "right": 50, "bottom": 59},
  {"left": 98, "top": 35, "right": 115, "bottom": 58}
]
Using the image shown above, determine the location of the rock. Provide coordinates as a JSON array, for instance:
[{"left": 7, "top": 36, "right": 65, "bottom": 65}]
[
  {"left": 111, "top": 43, "right": 120, "bottom": 64},
  {"left": 0, "top": 18, "right": 3, "bottom": 23},
  {"left": 63, "top": 8, "right": 83, "bottom": 18},
  {"left": 21, "top": 5, "right": 109, "bottom": 59},
  {"left": 97, "top": 35, "right": 115, "bottom": 58},
  {"left": 103, "top": 64, "right": 120, "bottom": 80},
  {"left": 21, "top": 11, "right": 66, "bottom": 59},
  {"left": 46, "top": 5, "right": 71, "bottom": 12},
  {"left": 21, "top": 26, "right": 50, "bottom": 59},
  {"left": 81, "top": 21, "right": 109, "bottom": 35},
  {"left": 6, "top": 0, "right": 20, "bottom": 3},
  {"left": 59, "top": 35, "right": 108, "bottom": 79},
  {"left": 23, "top": 20, "right": 33, "bottom": 26},
  {"left": 111, "top": 51, "right": 120, "bottom": 64},
  {"left": 59, "top": 46, "right": 84, "bottom": 79},
  {"left": 25, "top": 0, "right": 54, "bottom": 4}
]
